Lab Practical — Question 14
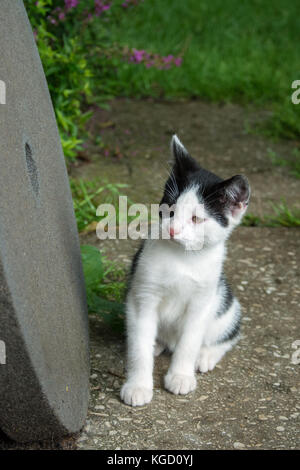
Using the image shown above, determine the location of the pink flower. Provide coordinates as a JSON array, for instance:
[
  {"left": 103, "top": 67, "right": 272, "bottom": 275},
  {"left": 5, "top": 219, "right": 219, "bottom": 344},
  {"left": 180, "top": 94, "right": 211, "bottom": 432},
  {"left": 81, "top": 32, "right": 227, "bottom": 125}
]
[
  {"left": 125, "top": 47, "right": 183, "bottom": 70},
  {"left": 131, "top": 49, "right": 145, "bottom": 63},
  {"left": 163, "top": 54, "right": 174, "bottom": 64},
  {"left": 65, "top": 0, "right": 79, "bottom": 10},
  {"left": 174, "top": 57, "right": 182, "bottom": 67},
  {"left": 95, "top": 0, "right": 111, "bottom": 16}
]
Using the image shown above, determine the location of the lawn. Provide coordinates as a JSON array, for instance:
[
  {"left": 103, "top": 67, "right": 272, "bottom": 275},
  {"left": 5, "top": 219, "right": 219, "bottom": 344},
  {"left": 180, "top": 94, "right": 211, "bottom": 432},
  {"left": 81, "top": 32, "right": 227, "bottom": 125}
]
[{"left": 108, "top": 0, "right": 300, "bottom": 138}]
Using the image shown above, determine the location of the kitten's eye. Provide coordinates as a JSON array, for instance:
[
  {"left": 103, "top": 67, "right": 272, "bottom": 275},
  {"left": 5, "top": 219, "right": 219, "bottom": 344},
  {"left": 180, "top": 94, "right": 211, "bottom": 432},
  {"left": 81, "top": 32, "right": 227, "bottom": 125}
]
[{"left": 192, "top": 215, "right": 203, "bottom": 224}]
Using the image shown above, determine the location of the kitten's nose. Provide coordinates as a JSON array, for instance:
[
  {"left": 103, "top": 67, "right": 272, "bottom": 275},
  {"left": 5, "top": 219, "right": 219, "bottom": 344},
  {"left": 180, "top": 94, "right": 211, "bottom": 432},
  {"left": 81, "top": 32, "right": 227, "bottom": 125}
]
[{"left": 169, "top": 226, "right": 180, "bottom": 238}]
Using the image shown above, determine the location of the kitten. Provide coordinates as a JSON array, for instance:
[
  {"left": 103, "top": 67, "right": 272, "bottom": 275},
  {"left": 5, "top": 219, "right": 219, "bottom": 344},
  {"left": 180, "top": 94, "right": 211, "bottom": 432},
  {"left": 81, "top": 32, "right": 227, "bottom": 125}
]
[{"left": 120, "top": 135, "right": 250, "bottom": 406}]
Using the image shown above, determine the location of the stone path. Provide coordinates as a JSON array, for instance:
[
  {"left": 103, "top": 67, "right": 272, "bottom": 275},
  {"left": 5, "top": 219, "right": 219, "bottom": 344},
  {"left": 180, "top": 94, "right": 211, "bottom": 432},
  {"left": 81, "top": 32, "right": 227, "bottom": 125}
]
[
  {"left": 71, "top": 99, "right": 300, "bottom": 219},
  {"left": 1, "top": 99, "right": 299, "bottom": 449},
  {"left": 75, "top": 227, "right": 299, "bottom": 450}
]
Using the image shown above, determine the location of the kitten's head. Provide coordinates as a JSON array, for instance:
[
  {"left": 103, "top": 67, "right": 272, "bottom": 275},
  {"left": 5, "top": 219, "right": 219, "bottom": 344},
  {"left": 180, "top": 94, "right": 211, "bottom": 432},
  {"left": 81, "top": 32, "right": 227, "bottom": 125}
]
[{"left": 159, "top": 135, "right": 250, "bottom": 250}]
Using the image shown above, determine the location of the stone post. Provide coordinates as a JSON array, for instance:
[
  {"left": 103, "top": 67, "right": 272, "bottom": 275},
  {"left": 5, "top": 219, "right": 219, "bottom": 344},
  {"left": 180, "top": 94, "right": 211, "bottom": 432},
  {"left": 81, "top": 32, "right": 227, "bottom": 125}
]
[{"left": 0, "top": 1, "right": 90, "bottom": 442}]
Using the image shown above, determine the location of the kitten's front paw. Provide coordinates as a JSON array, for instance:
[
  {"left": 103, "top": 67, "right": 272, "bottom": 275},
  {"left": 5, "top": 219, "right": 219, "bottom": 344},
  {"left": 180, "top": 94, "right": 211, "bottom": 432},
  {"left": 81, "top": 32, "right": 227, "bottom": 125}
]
[
  {"left": 164, "top": 373, "right": 196, "bottom": 395},
  {"left": 120, "top": 382, "right": 153, "bottom": 407}
]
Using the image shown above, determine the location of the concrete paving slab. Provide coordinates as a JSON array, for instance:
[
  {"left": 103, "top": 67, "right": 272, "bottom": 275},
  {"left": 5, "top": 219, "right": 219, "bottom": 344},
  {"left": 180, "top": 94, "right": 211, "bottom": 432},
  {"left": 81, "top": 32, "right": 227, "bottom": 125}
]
[{"left": 75, "top": 227, "right": 299, "bottom": 450}]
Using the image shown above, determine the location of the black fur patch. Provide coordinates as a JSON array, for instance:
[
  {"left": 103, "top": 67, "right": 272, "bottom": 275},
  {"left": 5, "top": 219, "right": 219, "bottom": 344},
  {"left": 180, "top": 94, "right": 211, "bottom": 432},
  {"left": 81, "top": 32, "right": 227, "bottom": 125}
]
[
  {"left": 125, "top": 241, "right": 145, "bottom": 298},
  {"left": 129, "top": 240, "right": 145, "bottom": 279},
  {"left": 217, "top": 275, "right": 234, "bottom": 317},
  {"left": 218, "top": 317, "right": 241, "bottom": 344}
]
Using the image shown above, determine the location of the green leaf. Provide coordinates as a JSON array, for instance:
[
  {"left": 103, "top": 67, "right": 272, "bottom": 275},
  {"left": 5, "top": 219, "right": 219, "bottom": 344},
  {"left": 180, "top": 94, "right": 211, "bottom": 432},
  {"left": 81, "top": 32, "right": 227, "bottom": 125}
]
[
  {"left": 80, "top": 245, "right": 104, "bottom": 291},
  {"left": 90, "top": 295, "right": 125, "bottom": 332}
]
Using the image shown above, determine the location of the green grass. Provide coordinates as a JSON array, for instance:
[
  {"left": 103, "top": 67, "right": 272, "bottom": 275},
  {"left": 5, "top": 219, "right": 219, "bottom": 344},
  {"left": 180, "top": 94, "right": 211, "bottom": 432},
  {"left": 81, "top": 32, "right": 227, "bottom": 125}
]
[
  {"left": 267, "top": 148, "right": 300, "bottom": 179},
  {"left": 70, "top": 178, "right": 130, "bottom": 232},
  {"left": 243, "top": 202, "right": 300, "bottom": 227},
  {"left": 81, "top": 245, "right": 125, "bottom": 331},
  {"left": 108, "top": 0, "right": 300, "bottom": 138}
]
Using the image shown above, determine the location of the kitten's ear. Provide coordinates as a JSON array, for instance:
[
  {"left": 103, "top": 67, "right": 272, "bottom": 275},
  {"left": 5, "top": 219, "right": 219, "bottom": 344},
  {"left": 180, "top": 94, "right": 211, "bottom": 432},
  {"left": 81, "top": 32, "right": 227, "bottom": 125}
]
[
  {"left": 171, "top": 135, "right": 200, "bottom": 174},
  {"left": 220, "top": 175, "right": 250, "bottom": 220}
]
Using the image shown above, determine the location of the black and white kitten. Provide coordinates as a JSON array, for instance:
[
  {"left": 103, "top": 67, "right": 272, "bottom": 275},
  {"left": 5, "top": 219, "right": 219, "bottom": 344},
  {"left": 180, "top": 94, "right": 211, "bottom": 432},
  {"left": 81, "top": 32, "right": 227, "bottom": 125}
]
[{"left": 121, "top": 135, "right": 250, "bottom": 406}]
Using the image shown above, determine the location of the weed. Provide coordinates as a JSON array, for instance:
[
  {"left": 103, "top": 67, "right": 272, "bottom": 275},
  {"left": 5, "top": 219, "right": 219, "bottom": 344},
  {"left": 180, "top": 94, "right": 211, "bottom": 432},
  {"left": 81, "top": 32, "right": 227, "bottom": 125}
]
[
  {"left": 243, "top": 202, "right": 300, "bottom": 227},
  {"left": 70, "top": 178, "right": 129, "bottom": 232},
  {"left": 267, "top": 148, "right": 300, "bottom": 179},
  {"left": 81, "top": 245, "right": 125, "bottom": 331}
]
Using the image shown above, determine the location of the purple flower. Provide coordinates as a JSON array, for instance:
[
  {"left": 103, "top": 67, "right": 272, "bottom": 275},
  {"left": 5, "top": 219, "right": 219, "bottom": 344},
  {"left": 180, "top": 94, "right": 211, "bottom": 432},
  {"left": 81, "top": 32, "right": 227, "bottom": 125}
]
[
  {"left": 131, "top": 49, "right": 145, "bottom": 63},
  {"left": 126, "top": 46, "right": 184, "bottom": 71},
  {"left": 65, "top": 0, "right": 79, "bottom": 10},
  {"left": 163, "top": 54, "right": 174, "bottom": 64},
  {"left": 48, "top": 16, "right": 58, "bottom": 25},
  {"left": 95, "top": 0, "right": 111, "bottom": 16}
]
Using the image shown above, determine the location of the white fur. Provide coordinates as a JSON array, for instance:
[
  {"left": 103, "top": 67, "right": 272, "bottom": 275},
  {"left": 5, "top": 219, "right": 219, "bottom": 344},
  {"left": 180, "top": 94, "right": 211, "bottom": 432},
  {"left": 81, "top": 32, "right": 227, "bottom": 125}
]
[{"left": 120, "top": 183, "right": 245, "bottom": 406}]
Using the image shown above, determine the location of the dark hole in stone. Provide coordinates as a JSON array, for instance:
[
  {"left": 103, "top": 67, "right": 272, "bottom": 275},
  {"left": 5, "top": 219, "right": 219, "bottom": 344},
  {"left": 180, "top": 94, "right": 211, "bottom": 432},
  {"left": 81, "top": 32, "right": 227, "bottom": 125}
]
[{"left": 25, "top": 142, "right": 39, "bottom": 198}]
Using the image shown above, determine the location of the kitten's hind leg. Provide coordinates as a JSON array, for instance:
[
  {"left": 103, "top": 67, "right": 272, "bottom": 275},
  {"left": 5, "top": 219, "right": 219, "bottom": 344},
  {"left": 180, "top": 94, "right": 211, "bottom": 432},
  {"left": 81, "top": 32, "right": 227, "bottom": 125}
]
[
  {"left": 196, "top": 342, "right": 233, "bottom": 373},
  {"left": 197, "top": 296, "right": 241, "bottom": 373}
]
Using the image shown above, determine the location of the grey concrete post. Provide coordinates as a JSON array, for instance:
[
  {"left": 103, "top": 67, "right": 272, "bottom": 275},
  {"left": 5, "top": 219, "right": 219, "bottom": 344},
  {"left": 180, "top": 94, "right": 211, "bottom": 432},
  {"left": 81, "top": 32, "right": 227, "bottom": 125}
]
[{"left": 0, "top": 1, "right": 90, "bottom": 442}]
